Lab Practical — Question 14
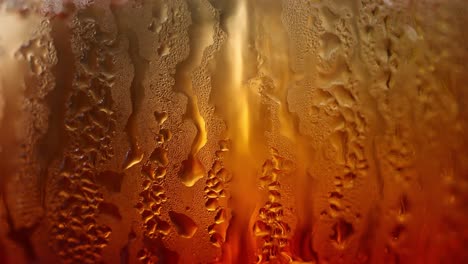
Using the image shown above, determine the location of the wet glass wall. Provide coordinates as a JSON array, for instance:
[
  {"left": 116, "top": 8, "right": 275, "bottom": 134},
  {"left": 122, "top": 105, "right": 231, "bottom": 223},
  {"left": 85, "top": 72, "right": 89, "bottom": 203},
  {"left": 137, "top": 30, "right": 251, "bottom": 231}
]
[{"left": 0, "top": 0, "right": 467, "bottom": 263}]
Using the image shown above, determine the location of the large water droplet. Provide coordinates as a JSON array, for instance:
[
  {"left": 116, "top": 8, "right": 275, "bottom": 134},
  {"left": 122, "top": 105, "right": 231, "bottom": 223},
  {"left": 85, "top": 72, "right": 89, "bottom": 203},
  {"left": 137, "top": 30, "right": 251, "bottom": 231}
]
[
  {"left": 168, "top": 211, "right": 198, "bottom": 238},
  {"left": 154, "top": 111, "right": 168, "bottom": 125},
  {"left": 330, "top": 219, "right": 354, "bottom": 246},
  {"left": 122, "top": 147, "right": 144, "bottom": 170},
  {"left": 179, "top": 155, "right": 205, "bottom": 187},
  {"left": 150, "top": 147, "right": 169, "bottom": 166}
]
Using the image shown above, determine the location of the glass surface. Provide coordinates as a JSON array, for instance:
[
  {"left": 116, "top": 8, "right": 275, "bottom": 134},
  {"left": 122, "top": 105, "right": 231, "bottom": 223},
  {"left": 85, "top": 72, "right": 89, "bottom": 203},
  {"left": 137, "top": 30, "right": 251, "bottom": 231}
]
[{"left": 0, "top": 0, "right": 467, "bottom": 263}]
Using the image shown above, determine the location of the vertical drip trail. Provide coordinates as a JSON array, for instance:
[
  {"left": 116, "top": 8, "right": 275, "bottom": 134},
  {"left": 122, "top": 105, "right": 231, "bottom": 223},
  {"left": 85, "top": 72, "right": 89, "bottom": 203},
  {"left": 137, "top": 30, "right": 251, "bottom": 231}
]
[
  {"left": 122, "top": 28, "right": 148, "bottom": 170},
  {"left": 174, "top": 0, "right": 215, "bottom": 187},
  {"left": 110, "top": 6, "right": 149, "bottom": 170}
]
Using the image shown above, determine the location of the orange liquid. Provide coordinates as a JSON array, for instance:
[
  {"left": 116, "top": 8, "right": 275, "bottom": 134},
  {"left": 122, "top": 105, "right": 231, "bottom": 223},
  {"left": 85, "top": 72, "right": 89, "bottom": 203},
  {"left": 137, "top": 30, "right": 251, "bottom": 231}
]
[{"left": 0, "top": 0, "right": 467, "bottom": 263}]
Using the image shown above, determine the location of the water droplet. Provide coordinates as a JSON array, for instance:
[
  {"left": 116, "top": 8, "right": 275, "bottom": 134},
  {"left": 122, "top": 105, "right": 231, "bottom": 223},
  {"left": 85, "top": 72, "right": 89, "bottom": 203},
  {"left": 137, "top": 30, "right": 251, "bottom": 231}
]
[
  {"left": 159, "top": 128, "right": 172, "bottom": 142},
  {"left": 154, "top": 111, "right": 168, "bottom": 125},
  {"left": 122, "top": 147, "right": 144, "bottom": 170},
  {"left": 210, "top": 233, "right": 223, "bottom": 247},
  {"left": 218, "top": 190, "right": 227, "bottom": 198},
  {"left": 329, "top": 191, "right": 344, "bottom": 199},
  {"left": 206, "top": 178, "right": 218, "bottom": 187},
  {"left": 151, "top": 185, "right": 164, "bottom": 195},
  {"left": 179, "top": 155, "right": 205, "bottom": 187},
  {"left": 254, "top": 220, "right": 270, "bottom": 236},
  {"left": 157, "top": 43, "right": 170, "bottom": 57},
  {"left": 154, "top": 167, "right": 167, "bottom": 179},
  {"left": 137, "top": 249, "right": 146, "bottom": 260},
  {"left": 206, "top": 190, "right": 218, "bottom": 198},
  {"left": 207, "top": 224, "right": 216, "bottom": 234},
  {"left": 343, "top": 172, "right": 357, "bottom": 188},
  {"left": 214, "top": 209, "right": 226, "bottom": 224},
  {"left": 212, "top": 181, "right": 223, "bottom": 192},
  {"left": 151, "top": 204, "right": 162, "bottom": 215},
  {"left": 157, "top": 220, "right": 171, "bottom": 235},
  {"left": 146, "top": 219, "right": 157, "bottom": 233},
  {"left": 390, "top": 224, "right": 406, "bottom": 241},
  {"left": 269, "top": 190, "right": 281, "bottom": 201},
  {"left": 148, "top": 20, "right": 156, "bottom": 32},
  {"left": 141, "top": 210, "right": 152, "bottom": 220},
  {"left": 216, "top": 168, "right": 229, "bottom": 181},
  {"left": 218, "top": 140, "right": 230, "bottom": 151},
  {"left": 143, "top": 180, "right": 151, "bottom": 190},
  {"left": 330, "top": 219, "right": 354, "bottom": 246},
  {"left": 330, "top": 84, "right": 355, "bottom": 107},
  {"left": 135, "top": 202, "right": 144, "bottom": 212},
  {"left": 205, "top": 198, "right": 219, "bottom": 212},
  {"left": 168, "top": 211, "right": 198, "bottom": 238},
  {"left": 150, "top": 147, "right": 169, "bottom": 166}
]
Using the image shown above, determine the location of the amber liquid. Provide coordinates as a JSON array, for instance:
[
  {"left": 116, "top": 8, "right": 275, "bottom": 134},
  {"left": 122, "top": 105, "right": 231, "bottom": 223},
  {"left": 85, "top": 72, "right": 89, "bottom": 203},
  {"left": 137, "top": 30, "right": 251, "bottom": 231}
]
[{"left": 0, "top": 0, "right": 467, "bottom": 263}]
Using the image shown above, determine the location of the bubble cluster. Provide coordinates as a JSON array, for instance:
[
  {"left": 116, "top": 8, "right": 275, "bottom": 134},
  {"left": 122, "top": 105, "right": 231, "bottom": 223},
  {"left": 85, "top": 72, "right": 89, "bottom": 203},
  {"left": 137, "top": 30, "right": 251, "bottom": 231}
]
[
  {"left": 254, "top": 149, "right": 293, "bottom": 263},
  {"left": 135, "top": 111, "right": 171, "bottom": 259},
  {"left": 47, "top": 11, "right": 117, "bottom": 263},
  {"left": 204, "top": 140, "right": 230, "bottom": 248}
]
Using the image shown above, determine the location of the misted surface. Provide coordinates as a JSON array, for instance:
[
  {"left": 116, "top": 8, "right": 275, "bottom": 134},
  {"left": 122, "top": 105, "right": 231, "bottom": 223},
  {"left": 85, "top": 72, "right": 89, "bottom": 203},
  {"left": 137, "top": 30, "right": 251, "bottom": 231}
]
[{"left": 0, "top": 0, "right": 467, "bottom": 263}]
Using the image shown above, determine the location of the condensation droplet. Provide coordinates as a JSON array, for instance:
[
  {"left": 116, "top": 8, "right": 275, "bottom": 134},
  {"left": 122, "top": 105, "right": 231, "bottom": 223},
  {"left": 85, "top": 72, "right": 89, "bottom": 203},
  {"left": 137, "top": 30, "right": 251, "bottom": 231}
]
[
  {"left": 330, "top": 219, "right": 354, "bottom": 246},
  {"left": 122, "top": 148, "right": 144, "bottom": 170},
  {"left": 179, "top": 155, "right": 205, "bottom": 187},
  {"left": 168, "top": 211, "right": 198, "bottom": 239},
  {"left": 154, "top": 111, "right": 168, "bottom": 125}
]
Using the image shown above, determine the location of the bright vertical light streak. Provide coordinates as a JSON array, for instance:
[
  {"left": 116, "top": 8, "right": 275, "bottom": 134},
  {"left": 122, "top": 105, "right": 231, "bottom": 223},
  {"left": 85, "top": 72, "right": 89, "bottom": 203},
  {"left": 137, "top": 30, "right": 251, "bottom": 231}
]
[
  {"left": 222, "top": 1, "right": 255, "bottom": 261},
  {"left": 227, "top": 0, "right": 249, "bottom": 152}
]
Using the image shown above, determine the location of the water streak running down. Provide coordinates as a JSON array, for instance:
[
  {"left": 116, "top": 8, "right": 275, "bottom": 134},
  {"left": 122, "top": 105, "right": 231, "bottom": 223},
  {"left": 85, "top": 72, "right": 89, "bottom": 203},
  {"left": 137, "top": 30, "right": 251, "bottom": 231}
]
[{"left": 0, "top": 0, "right": 468, "bottom": 263}]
